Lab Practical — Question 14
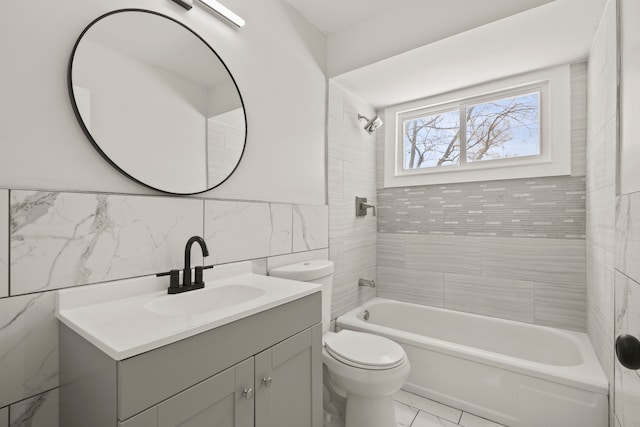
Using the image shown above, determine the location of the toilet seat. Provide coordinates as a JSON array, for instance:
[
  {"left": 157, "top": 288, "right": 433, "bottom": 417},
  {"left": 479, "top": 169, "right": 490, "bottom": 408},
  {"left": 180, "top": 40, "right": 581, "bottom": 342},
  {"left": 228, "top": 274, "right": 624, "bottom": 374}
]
[{"left": 324, "top": 330, "right": 406, "bottom": 370}]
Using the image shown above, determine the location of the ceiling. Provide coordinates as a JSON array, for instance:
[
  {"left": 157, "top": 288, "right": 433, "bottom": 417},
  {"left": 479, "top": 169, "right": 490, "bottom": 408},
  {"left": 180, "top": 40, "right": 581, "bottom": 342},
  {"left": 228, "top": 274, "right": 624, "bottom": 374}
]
[
  {"left": 285, "top": 0, "right": 554, "bottom": 36},
  {"left": 287, "top": 0, "right": 607, "bottom": 109},
  {"left": 284, "top": 0, "right": 407, "bottom": 35}
]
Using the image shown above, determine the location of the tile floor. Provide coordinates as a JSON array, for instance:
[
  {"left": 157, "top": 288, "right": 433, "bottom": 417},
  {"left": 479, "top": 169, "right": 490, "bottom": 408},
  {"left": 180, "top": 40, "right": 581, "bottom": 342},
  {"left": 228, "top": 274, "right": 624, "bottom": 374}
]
[{"left": 394, "top": 390, "right": 506, "bottom": 427}]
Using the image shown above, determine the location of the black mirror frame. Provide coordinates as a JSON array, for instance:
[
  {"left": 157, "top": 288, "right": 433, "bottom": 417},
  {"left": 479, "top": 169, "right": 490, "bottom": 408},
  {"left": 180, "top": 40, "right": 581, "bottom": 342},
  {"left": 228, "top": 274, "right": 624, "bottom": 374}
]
[{"left": 67, "top": 8, "right": 247, "bottom": 195}]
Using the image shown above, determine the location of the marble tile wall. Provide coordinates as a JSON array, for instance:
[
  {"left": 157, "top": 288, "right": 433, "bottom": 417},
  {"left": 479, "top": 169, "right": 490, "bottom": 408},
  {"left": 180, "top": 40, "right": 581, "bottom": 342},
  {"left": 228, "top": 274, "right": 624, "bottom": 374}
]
[
  {"left": 0, "top": 188, "right": 328, "bottom": 425},
  {"left": 585, "top": 0, "right": 618, "bottom": 422},
  {"left": 615, "top": 181, "right": 640, "bottom": 427},
  {"left": 614, "top": 270, "right": 640, "bottom": 427},
  {"left": 616, "top": 194, "right": 640, "bottom": 283},
  {"left": 328, "top": 82, "right": 378, "bottom": 319},
  {"left": 293, "top": 205, "right": 329, "bottom": 252},
  {"left": 204, "top": 200, "right": 292, "bottom": 264},
  {"left": 375, "top": 63, "right": 588, "bottom": 332},
  {"left": 9, "top": 389, "right": 58, "bottom": 427},
  {"left": 10, "top": 191, "right": 203, "bottom": 295},
  {"left": 0, "top": 292, "right": 58, "bottom": 410},
  {"left": 611, "top": 2, "right": 640, "bottom": 423},
  {"left": 0, "top": 190, "right": 7, "bottom": 298}
]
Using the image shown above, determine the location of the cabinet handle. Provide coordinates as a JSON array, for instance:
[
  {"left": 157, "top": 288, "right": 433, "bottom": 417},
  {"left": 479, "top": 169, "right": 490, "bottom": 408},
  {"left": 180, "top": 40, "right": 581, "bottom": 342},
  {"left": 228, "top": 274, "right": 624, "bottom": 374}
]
[
  {"left": 242, "top": 387, "right": 253, "bottom": 399},
  {"left": 262, "top": 377, "right": 273, "bottom": 387}
]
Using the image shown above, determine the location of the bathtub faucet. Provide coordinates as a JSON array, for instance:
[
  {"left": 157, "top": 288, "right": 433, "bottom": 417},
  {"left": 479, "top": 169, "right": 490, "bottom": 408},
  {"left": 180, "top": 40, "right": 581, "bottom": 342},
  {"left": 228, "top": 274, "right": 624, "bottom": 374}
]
[{"left": 358, "top": 278, "right": 376, "bottom": 288}]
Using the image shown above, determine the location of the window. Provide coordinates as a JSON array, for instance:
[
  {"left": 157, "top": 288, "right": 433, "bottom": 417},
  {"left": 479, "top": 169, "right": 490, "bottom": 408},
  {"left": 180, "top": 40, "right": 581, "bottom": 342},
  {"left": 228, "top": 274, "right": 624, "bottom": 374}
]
[
  {"left": 465, "top": 92, "right": 540, "bottom": 163},
  {"left": 384, "top": 65, "right": 571, "bottom": 188},
  {"left": 403, "top": 108, "right": 460, "bottom": 169},
  {"left": 402, "top": 90, "right": 541, "bottom": 171}
]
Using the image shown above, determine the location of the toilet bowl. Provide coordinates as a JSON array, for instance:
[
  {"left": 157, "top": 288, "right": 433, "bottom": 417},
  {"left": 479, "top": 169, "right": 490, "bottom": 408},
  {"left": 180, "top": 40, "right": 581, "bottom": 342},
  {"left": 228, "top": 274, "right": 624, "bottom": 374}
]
[
  {"left": 269, "top": 260, "right": 410, "bottom": 427},
  {"left": 323, "top": 330, "right": 410, "bottom": 427}
]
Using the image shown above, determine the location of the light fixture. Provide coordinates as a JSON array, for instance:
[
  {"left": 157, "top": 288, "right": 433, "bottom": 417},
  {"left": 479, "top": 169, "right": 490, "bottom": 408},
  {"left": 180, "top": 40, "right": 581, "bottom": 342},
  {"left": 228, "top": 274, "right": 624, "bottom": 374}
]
[
  {"left": 172, "top": 0, "right": 194, "bottom": 10},
  {"left": 198, "top": 0, "right": 245, "bottom": 27},
  {"left": 171, "top": 0, "right": 245, "bottom": 28}
]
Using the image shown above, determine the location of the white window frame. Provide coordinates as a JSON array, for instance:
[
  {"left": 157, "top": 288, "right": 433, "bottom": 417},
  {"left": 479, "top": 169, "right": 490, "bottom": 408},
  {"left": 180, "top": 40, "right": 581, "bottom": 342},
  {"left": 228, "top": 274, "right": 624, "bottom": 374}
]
[{"left": 383, "top": 65, "right": 571, "bottom": 188}]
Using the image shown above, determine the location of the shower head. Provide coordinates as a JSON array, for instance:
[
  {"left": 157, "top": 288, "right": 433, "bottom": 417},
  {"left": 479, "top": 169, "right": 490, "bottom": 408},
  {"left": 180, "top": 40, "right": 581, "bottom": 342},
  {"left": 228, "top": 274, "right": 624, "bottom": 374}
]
[{"left": 358, "top": 114, "right": 383, "bottom": 134}]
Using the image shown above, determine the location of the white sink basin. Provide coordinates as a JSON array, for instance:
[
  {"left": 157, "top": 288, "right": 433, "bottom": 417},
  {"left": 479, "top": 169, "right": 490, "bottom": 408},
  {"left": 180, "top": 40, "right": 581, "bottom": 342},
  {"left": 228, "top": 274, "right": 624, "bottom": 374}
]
[
  {"left": 144, "top": 284, "right": 266, "bottom": 316},
  {"left": 55, "top": 262, "right": 321, "bottom": 360}
]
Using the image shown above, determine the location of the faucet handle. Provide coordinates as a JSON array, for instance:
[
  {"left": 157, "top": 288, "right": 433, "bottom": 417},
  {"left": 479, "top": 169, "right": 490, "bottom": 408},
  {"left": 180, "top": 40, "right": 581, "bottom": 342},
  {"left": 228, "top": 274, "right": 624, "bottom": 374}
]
[
  {"left": 194, "top": 265, "right": 214, "bottom": 286},
  {"left": 157, "top": 269, "right": 181, "bottom": 291},
  {"left": 169, "top": 270, "right": 180, "bottom": 290}
]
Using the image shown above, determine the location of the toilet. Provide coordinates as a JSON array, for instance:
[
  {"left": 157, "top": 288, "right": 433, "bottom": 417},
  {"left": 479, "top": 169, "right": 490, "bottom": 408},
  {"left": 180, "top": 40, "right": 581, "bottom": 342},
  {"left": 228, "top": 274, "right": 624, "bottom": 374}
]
[{"left": 269, "top": 260, "right": 410, "bottom": 427}]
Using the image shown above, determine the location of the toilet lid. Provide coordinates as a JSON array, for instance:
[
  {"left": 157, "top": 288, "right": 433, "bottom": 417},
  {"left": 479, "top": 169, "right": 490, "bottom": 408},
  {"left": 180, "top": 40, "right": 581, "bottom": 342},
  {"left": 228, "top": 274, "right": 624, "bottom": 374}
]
[{"left": 324, "top": 330, "right": 406, "bottom": 370}]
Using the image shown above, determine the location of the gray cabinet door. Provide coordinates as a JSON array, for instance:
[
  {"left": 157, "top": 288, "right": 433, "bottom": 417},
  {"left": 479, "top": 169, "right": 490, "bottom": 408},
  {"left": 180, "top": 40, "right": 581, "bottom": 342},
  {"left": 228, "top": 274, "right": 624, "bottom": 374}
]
[
  {"left": 254, "top": 324, "right": 322, "bottom": 427},
  {"left": 156, "top": 357, "right": 254, "bottom": 427}
]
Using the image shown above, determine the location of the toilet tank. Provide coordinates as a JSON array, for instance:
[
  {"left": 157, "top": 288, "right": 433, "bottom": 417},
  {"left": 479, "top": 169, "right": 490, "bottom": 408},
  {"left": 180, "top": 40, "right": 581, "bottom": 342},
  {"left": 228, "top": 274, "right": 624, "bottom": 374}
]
[{"left": 268, "top": 260, "right": 333, "bottom": 332}]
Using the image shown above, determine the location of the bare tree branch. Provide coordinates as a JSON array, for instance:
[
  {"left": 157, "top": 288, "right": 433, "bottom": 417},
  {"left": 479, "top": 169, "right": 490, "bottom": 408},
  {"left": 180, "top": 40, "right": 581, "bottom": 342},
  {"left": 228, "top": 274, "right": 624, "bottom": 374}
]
[{"left": 403, "top": 95, "right": 538, "bottom": 169}]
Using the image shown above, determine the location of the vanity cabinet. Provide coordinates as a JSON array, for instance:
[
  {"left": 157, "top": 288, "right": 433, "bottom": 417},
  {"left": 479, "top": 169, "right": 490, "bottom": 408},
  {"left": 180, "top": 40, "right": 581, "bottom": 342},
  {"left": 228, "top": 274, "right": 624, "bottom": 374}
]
[
  {"left": 119, "top": 356, "right": 253, "bottom": 427},
  {"left": 60, "top": 292, "right": 322, "bottom": 427},
  {"left": 255, "top": 326, "right": 322, "bottom": 427}
]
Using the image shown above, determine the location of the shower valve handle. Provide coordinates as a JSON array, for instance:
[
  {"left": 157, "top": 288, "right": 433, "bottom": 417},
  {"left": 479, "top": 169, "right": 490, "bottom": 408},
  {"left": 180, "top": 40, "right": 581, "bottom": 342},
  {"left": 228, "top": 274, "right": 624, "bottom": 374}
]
[
  {"left": 361, "top": 203, "right": 376, "bottom": 216},
  {"left": 356, "top": 197, "right": 376, "bottom": 217}
]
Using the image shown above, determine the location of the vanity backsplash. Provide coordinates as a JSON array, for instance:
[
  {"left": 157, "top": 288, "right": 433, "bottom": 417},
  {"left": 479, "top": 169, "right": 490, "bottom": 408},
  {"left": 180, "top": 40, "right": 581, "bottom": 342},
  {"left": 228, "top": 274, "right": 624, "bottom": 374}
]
[{"left": 0, "top": 188, "right": 328, "bottom": 425}]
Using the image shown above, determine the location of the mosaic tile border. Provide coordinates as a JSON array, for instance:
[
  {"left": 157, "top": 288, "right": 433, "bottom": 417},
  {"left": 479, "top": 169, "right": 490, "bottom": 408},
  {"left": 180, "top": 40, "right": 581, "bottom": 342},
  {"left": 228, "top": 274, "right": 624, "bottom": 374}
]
[{"left": 378, "top": 175, "right": 585, "bottom": 239}]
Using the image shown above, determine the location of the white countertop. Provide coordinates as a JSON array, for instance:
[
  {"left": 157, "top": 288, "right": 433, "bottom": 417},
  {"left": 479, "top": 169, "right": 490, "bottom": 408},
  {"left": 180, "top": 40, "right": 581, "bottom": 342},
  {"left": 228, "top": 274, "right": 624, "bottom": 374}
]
[{"left": 56, "top": 263, "right": 321, "bottom": 360}]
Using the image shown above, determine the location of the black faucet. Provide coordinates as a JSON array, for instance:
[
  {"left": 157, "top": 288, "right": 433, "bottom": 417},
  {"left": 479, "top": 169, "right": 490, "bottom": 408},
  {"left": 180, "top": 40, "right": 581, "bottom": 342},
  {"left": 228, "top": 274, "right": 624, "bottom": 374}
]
[
  {"left": 183, "top": 236, "right": 209, "bottom": 286},
  {"left": 156, "top": 236, "right": 212, "bottom": 294}
]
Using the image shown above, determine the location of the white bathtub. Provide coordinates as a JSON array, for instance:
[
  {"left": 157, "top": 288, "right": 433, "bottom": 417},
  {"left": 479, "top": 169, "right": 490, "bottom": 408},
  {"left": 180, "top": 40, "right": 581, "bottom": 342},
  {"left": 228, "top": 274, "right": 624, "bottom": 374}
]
[{"left": 337, "top": 298, "right": 608, "bottom": 427}]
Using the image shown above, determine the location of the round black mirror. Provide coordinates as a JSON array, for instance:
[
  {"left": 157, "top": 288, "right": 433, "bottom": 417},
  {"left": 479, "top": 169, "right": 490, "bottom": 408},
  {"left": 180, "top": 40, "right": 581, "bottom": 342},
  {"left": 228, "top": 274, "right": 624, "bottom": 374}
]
[{"left": 68, "top": 9, "right": 246, "bottom": 195}]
